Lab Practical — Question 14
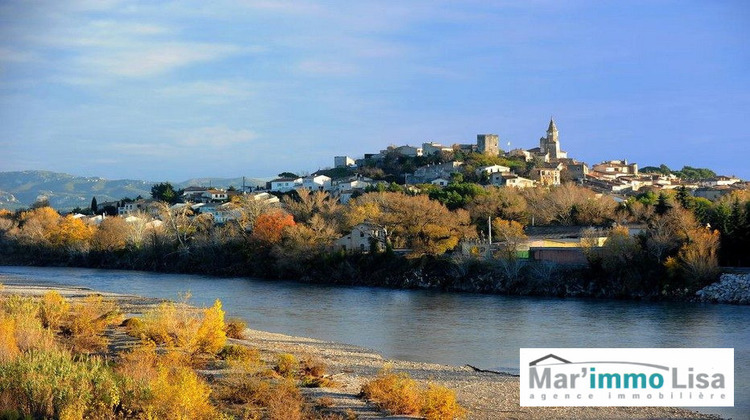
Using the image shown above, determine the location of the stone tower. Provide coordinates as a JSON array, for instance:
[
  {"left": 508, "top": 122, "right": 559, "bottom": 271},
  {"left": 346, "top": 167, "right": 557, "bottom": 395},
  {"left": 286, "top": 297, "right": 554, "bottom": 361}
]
[
  {"left": 477, "top": 134, "right": 499, "bottom": 156},
  {"left": 540, "top": 118, "right": 561, "bottom": 159}
]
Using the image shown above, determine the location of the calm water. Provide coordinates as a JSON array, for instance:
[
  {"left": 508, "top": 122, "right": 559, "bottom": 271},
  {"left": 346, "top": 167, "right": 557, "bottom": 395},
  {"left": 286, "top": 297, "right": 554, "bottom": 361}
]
[{"left": 0, "top": 266, "right": 747, "bottom": 419}]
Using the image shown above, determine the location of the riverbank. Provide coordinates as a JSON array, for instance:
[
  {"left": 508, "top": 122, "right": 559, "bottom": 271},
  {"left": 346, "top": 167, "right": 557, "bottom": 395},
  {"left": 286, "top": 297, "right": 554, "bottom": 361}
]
[{"left": 0, "top": 282, "right": 722, "bottom": 419}]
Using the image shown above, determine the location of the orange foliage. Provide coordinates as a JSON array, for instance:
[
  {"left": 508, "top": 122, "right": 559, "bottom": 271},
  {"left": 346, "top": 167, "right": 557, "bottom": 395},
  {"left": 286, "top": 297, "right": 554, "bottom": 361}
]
[{"left": 251, "top": 210, "right": 295, "bottom": 244}]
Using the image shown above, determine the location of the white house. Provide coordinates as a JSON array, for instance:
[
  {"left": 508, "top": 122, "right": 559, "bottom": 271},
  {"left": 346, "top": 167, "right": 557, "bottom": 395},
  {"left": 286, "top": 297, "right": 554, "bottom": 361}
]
[
  {"left": 334, "top": 223, "right": 388, "bottom": 253},
  {"left": 302, "top": 174, "right": 332, "bottom": 191},
  {"left": 270, "top": 177, "right": 302, "bottom": 192},
  {"left": 475, "top": 165, "right": 510, "bottom": 176},
  {"left": 118, "top": 199, "right": 158, "bottom": 216},
  {"left": 431, "top": 177, "right": 451, "bottom": 187},
  {"left": 490, "top": 173, "right": 536, "bottom": 189}
]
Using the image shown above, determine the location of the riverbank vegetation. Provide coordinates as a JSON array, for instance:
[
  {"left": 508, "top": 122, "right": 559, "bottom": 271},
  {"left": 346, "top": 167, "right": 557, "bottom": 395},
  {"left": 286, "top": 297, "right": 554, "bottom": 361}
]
[
  {"left": 0, "top": 289, "right": 465, "bottom": 419},
  {"left": 1, "top": 184, "right": 749, "bottom": 300}
]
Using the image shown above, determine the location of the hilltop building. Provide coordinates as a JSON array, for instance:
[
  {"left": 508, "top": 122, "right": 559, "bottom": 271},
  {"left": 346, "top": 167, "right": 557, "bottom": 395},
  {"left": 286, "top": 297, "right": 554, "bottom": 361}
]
[{"left": 477, "top": 134, "right": 500, "bottom": 156}]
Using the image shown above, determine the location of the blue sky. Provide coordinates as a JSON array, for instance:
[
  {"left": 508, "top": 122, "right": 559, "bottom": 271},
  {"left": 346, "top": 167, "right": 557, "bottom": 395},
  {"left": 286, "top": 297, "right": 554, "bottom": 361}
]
[{"left": 1, "top": 0, "right": 748, "bottom": 181}]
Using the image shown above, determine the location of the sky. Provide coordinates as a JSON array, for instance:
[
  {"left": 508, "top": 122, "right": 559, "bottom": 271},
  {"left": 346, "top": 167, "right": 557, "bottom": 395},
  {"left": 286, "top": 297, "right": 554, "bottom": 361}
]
[{"left": 1, "top": 0, "right": 749, "bottom": 181}]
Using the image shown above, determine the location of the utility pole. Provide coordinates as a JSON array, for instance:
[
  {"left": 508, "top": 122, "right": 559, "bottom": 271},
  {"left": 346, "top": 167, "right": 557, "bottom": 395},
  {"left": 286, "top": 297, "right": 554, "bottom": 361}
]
[{"left": 488, "top": 216, "right": 492, "bottom": 244}]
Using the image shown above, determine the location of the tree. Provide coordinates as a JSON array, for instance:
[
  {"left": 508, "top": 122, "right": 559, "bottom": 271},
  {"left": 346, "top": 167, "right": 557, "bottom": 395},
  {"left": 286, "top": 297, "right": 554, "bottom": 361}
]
[
  {"left": 251, "top": 210, "right": 295, "bottom": 245},
  {"left": 92, "top": 217, "right": 129, "bottom": 252},
  {"left": 348, "top": 192, "right": 475, "bottom": 256},
  {"left": 491, "top": 219, "right": 527, "bottom": 259},
  {"left": 90, "top": 197, "right": 98, "bottom": 215},
  {"left": 278, "top": 172, "right": 299, "bottom": 178},
  {"left": 151, "top": 182, "right": 180, "bottom": 204}
]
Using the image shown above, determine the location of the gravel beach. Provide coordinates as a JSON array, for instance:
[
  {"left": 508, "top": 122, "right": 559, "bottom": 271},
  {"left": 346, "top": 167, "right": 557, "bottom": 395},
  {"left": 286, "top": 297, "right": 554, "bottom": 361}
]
[{"left": 0, "top": 282, "right": 722, "bottom": 419}]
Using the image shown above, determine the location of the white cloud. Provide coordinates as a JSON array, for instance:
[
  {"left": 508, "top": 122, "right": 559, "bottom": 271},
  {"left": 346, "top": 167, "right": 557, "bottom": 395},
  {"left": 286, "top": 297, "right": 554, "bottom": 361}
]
[
  {"left": 172, "top": 126, "right": 257, "bottom": 147},
  {"left": 77, "top": 42, "right": 244, "bottom": 78}
]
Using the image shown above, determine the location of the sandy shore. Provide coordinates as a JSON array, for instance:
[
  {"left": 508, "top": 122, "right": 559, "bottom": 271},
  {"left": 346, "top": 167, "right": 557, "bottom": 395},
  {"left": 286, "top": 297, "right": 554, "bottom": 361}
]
[{"left": 0, "top": 282, "right": 722, "bottom": 419}]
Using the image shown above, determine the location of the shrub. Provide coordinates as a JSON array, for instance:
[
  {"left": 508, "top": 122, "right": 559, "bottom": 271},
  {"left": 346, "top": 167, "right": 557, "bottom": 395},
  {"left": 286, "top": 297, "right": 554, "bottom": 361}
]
[
  {"left": 224, "top": 317, "right": 247, "bottom": 339},
  {"left": 39, "top": 291, "right": 69, "bottom": 330},
  {"left": 121, "top": 317, "right": 144, "bottom": 336},
  {"left": 0, "top": 349, "right": 119, "bottom": 420},
  {"left": 265, "top": 379, "right": 303, "bottom": 420},
  {"left": 115, "top": 341, "right": 159, "bottom": 411},
  {"left": 146, "top": 365, "right": 217, "bottom": 420},
  {"left": 360, "top": 370, "right": 421, "bottom": 415},
  {"left": 3, "top": 295, "right": 55, "bottom": 352},
  {"left": 0, "top": 315, "right": 19, "bottom": 362},
  {"left": 65, "top": 295, "right": 121, "bottom": 354},
  {"left": 218, "top": 344, "right": 261, "bottom": 372},
  {"left": 421, "top": 383, "right": 466, "bottom": 420},
  {"left": 274, "top": 353, "right": 298, "bottom": 378},
  {"left": 192, "top": 299, "right": 226, "bottom": 355},
  {"left": 300, "top": 357, "right": 334, "bottom": 388}
]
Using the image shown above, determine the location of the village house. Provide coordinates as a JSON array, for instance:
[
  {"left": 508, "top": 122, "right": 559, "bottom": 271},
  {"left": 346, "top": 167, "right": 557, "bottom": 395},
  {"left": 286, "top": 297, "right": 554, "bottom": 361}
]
[
  {"left": 269, "top": 177, "right": 302, "bottom": 192},
  {"left": 490, "top": 173, "right": 536, "bottom": 188},
  {"left": 592, "top": 160, "right": 639, "bottom": 178},
  {"left": 422, "top": 142, "right": 454, "bottom": 155},
  {"left": 302, "top": 174, "right": 332, "bottom": 191},
  {"left": 407, "top": 161, "right": 463, "bottom": 184},
  {"left": 431, "top": 177, "right": 451, "bottom": 187},
  {"left": 529, "top": 163, "right": 563, "bottom": 186},
  {"left": 475, "top": 164, "right": 510, "bottom": 176},
  {"left": 699, "top": 176, "right": 742, "bottom": 187},
  {"left": 334, "top": 223, "right": 388, "bottom": 253},
  {"left": 118, "top": 199, "right": 158, "bottom": 216}
]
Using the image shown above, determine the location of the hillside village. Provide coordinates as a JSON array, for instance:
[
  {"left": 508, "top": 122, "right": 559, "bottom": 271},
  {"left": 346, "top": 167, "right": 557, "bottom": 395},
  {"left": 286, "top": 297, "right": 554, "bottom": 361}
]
[{"left": 48, "top": 118, "right": 746, "bottom": 267}]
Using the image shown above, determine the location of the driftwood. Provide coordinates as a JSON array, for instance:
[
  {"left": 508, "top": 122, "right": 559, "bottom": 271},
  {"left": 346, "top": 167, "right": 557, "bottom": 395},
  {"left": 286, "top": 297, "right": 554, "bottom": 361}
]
[{"left": 465, "top": 364, "right": 519, "bottom": 377}]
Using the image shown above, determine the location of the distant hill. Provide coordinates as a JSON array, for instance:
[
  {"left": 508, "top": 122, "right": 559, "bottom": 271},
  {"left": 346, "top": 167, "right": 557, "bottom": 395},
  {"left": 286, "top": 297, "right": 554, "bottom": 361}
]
[{"left": 0, "top": 171, "right": 266, "bottom": 211}]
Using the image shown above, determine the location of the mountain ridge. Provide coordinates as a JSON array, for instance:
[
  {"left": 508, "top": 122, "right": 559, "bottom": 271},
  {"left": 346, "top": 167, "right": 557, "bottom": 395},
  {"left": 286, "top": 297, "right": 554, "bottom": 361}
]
[{"left": 0, "top": 170, "right": 266, "bottom": 211}]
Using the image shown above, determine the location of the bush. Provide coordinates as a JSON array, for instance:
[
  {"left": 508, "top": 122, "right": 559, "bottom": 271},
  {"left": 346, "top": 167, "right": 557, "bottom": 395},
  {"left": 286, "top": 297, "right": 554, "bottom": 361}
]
[
  {"left": 193, "top": 299, "right": 226, "bottom": 355},
  {"left": 65, "top": 295, "right": 121, "bottom": 354},
  {"left": 274, "top": 353, "right": 298, "bottom": 378},
  {"left": 224, "top": 317, "right": 247, "bottom": 339},
  {"left": 360, "top": 370, "right": 421, "bottom": 415},
  {"left": 421, "top": 383, "right": 466, "bottom": 420},
  {"left": 265, "top": 379, "right": 303, "bottom": 420},
  {"left": 300, "top": 357, "right": 334, "bottom": 388},
  {"left": 0, "top": 349, "right": 119, "bottom": 419},
  {"left": 2, "top": 295, "right": 55, "bottom": 352},
  {"left": 39, "top": 291, "right": 69, "bottom": 330},
  {"left": 146, "top": 365, "right": 218, "bottom": 420},
  {"left": 0, "top": 315, "right": 19, "bottom": 362},
  {"left": 218, "top": 344, "right": 261, "bottom": 372}
]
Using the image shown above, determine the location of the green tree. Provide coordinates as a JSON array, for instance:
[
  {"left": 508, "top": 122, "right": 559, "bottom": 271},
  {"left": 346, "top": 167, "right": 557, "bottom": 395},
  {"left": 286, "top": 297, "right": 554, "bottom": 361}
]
[
  {"left": 90, "top": 197, "right": 98, "bottom": 214},
  {"left": 151, "top": 182, "right": 180, "bottom": 204}
]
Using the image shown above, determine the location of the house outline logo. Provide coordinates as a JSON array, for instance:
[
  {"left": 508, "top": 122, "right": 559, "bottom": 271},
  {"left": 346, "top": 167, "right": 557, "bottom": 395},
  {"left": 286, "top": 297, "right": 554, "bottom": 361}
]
[{"left": 529, "top": 354, "right": 571, "bottom": 366}]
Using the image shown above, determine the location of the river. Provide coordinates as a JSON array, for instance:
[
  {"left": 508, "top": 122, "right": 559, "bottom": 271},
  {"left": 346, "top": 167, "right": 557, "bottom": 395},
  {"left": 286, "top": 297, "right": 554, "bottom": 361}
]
[{"left": 0, "top": 266, "right": 747, "bottom": 419}]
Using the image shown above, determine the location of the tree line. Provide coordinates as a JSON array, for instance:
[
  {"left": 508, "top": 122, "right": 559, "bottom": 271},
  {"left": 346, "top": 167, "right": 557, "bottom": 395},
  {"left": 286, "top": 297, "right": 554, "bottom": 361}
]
[{"left": 1, "top": 183, "right": 748, "bottom": 299}]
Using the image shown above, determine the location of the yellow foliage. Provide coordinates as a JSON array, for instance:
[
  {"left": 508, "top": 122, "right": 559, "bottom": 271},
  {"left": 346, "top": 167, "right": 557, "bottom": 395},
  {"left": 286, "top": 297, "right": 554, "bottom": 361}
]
[
  {"left": 66, "top": 295, "right": 121, "bottom": 354},
  {"left": 147, "top": 365, "right": 217, "bottom": 420},
  {"left": 275, "top": 353, "right": 299, "bottom": 378},
  {"left": 421, "top": 383, "right": 466, "bottom": 420},
  {"left": 361, "top": 370, "right": 422, "bottom": 415},
  {"left": 193, "top": 299, "right": 226, "bottom": 355},
  {"left": 265, "top": 379, "right": 303, "bottom": 420},
  {"left": 3, "top": 295, "right": 56, "bottom": 352},
  {"left": 39, "top": 290, "right": 69, "bottom": 330},
  {"left": 49, "top": 215, "right": 95, "bottom": 251},
  {"left": 224, "top": 317, "right": 247, "bottom": 339},
  {"left": 0, "top": 315, "right": 20, "bottom": 362}
]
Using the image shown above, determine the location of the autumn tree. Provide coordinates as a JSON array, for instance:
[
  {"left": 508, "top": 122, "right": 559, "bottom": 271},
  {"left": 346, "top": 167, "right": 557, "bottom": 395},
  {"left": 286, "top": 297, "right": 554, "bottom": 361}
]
[
  {"left": 92, "top": 217, "right": 130, "bottom": 252},
  {"left": 48, "top": 215, "right": 95, "bottom": 253},
  {"left": 282, "top": 189, "right": 341, "bottom": 225},
  {"left": 348, "top": 192, "right": 475, "bottom": 256},
  {"left": 491, "top": 219, "right": 527, "bottom": 259},
  {"left": 523, "top": 184, "right": 616, "bottom": 226},
  {"left": 466, "top": 186, "right": 528, "bottom": 232},
  {"left": 251, "top": 210, "right": 296, "bottom": 245}
]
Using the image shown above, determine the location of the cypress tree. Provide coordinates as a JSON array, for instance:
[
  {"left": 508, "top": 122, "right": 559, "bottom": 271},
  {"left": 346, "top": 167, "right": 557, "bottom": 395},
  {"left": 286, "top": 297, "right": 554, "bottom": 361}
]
[{"left": 91, "top": 196, "right": 98, "bottom": 214}]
